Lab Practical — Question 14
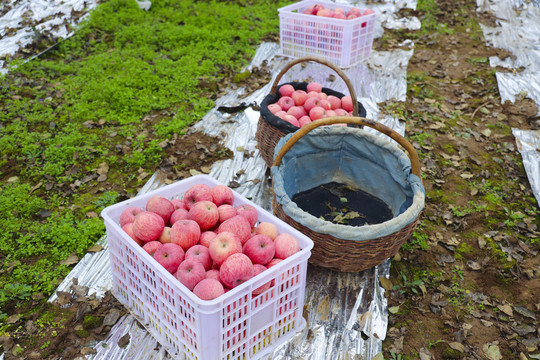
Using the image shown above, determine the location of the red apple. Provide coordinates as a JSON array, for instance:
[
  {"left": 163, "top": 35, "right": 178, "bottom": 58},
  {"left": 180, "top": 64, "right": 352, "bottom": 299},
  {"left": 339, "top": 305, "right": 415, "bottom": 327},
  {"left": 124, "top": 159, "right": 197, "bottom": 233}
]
[
  {"left": 176, "top": 258, "right": 206, "bottom": 291},
  {"left": 306, "top": 82, "right": 322, "bottom": 93},
  {"left": 235, "top": 204, "right": 258, "bottom": 228},
  {"left": 243, "top": 235, "right": 275, "bottom": 265},
  {"left": 183, "top": 184, "right": 213, "bottom": 210},
  {"left": 287, "top": 106, "right": 307, "bottom": 119},
  {"left": 218, "top": 204, "right": 237, "bottom": 223},
  {"left": 122, "top": 223, "right": 144, "bottom": 246},
  {"left": 291, "top": 90, "right": 308, "bottom": 106},
  {"left": 146, "top": 195, "right": 175, "bottom": 225},
  {"left": 219, "top": 253, "right": 254, "bottom": 289},
  {"left": 119, "top": 206, "right": 144, "bottom": 228},
  {"left": 153, "top": 243, "right": 185, "bottom": 274},
  {"left": 171, "top": 198, "right": 187, "bottom": 210},
  {"left": 205, "top": 269, "right": 221, "bottom": 281},
  {"left": 277, "top": 96, "right": 295, "bottom": 112},
  {"left": 327, "top": 95, "right": 342, "bottom": 110},
  {"left": 274, "top": 233, "right": 300, "bottom": 259},
  {"left": 170, "top": 208, "right": 189, "bottom": 225},
  {"left": 218, "top": 215, "right": 252, "bottom": 244},
  {"left": 278, "top": 84, "right": 295, "bottom": 97},
  {"left": 208, "top": 231, "right": 243, "bottom": 266},
  {"left": 252, "top": 264, "right": 271, "bottom": 296},
  {"left": 303, "top": 97, "right": 321, "bottom": 112},
  {"left": 309, "top": 106, "right": 325, "bottom": 121},
  {"left": 299, "top": 116, "right": 312, "bottom": 127},
  {"left": 185, "top": 244, "right": 212, "bottom": 271},
  {"left": 275, "top": 110, "right": 288, "bottom": 120},
  {"left": 211, "top": 185, "right": 235, "bottom": 207},
  {"left": 267, "top": 103, "right": 282, "bottom": 115},
  {"left": 170, "top": 219, "right": 201, "bottom": 251},
  {"left": 283, "top": 114, "right": 300, "bottom": 127},
  {"left": 188, "top": 200, "right": 219, "bottom": 231},
  {"left": 341, "top": 95, "right": 354, "bottom": 112},
  {"left": 132, "top": 211, "right": 165, "bottom": 243},
  {"left": 199, "top": 230, "right": 217, "bottom": 247},
  {"left": 193, "top": 278, "right": 225, "bottom": 300},
  {"left": 142, "top": 241, "right": 162, "bottom": 256}
]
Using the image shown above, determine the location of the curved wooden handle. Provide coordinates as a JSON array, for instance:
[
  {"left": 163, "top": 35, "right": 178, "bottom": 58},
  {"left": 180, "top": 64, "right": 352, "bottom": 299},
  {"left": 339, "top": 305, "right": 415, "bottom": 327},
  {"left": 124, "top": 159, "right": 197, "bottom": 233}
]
[
  {"left": 270, "top": 56, "right": 359, "bottom": 116},
  {"left": 272, "top": 116, "right": 421, "bottom": 178}
]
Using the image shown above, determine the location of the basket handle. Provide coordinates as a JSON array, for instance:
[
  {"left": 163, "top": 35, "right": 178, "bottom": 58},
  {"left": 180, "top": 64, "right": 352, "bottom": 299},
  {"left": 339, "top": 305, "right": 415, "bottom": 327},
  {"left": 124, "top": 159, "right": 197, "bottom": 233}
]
[
  {"left": 270, "top": 56, "right": 360, "bottom": 116},
  {"left": 272, "top": 116, "right": 422, "bottom": 178}
]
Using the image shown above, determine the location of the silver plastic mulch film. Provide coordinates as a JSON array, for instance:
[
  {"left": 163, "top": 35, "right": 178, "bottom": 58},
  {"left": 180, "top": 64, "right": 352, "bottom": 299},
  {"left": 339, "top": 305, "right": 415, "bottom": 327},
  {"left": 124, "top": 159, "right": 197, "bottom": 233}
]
[{"left": 477, "top": 0, "right": 540, "bottom": 207}]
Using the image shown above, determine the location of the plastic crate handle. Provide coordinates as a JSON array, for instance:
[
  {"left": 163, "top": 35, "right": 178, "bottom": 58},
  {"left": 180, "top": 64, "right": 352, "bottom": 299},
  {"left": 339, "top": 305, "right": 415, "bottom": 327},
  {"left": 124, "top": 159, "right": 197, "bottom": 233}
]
[
  {"left": 270, "top": 56, "right": 360, "bottom": 117},
  {"left": 272, "top": 116, "right": 422, "bottom": 178}
]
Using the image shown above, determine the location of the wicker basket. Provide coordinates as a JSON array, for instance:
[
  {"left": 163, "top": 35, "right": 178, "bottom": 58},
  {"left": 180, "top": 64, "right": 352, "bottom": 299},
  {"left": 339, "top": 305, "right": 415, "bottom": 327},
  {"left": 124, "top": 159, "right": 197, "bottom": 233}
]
[
  {"left": 271, "top": 117, "right": 424, "bottom": 273},
  {"left": 256, "top": 56, "right": 366, "bottom": 167}
]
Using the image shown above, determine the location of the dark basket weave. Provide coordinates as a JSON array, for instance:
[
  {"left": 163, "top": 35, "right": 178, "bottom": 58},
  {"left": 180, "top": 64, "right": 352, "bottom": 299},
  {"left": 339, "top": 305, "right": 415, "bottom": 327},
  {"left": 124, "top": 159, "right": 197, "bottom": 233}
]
[
  {"left": 256, "top": 56, "right": 366, "bottom": 167},
  {"left": 271, "top": 117, "right": 424, "bottom": 273}
]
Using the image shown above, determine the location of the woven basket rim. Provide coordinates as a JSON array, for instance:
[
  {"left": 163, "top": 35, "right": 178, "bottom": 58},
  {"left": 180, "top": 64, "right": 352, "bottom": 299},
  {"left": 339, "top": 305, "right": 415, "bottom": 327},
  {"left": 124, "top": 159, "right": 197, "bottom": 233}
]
[{"left": 271, "top": 126, "right": 425, "bottom": 242}]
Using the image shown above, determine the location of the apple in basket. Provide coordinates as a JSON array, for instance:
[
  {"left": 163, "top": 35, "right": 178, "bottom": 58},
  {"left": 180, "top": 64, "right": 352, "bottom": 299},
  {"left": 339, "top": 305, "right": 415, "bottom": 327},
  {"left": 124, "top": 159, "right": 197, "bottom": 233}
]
[
  {"left": 243, "top": 235, "right": 275, "bottom": 265},
  {"left": 119, "top": 206, "right": 144, "bottom": 227},
  {"left": 188, "top": 200, "right": 219, "bottom": 231},
  {"left": 146, "top": 195, "right": 175, "bottom": 225}
]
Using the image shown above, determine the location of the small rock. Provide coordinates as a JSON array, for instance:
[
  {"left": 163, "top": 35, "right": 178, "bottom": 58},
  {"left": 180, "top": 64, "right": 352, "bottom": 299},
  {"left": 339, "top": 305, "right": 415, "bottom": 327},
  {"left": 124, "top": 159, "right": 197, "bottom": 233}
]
[
  {"left": 80, "top": 347, "right": 97, "bottom": 355},
  {"left": 71, "top": 284, "right": 89, "bottom": 298},
  {"left": 118, "top": 333, "right": 130, "bottom": 348},
  {"left": 28, "top": 351, "right": 42, "bottom": 359},
  {"left": 498, "top": 304, "right": 513, "bottom": 316},
  {"left": 103, "top": 309, "right": 122, "bottom": 327},
  {"left": 514, "top": 305, "right": 536, "bottom": 320},
  {"left": 512, "top": 324, "right": 536, "bottom": 336}
]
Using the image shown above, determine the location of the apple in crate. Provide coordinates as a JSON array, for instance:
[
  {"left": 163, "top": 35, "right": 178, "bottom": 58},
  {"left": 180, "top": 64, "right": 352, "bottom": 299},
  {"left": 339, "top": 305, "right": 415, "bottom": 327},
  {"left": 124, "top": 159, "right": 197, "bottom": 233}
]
[
  {"left": 142, "top": 241, "right": 162, "bottom": 256},
  {"left": 243, "top": 235, "right": 275, "bottom": 265},
  {"left": 255, "top": 222, "right": 279, "bottom": 240},
  {"left": 170, "top": 208, "right": 189, "bottom": 225},
  {"left": 274, "top": 233, "right": 300, "bottom": 259},
  {"left": 211, "top": 185, "right": 235, "bottom": 207},
  {"left": 170, "top": 219, "right": 201, "bottom": 251},
  {"left": 208, "top": 232, "right": 243, "bottom": 266},
  {"left": 218, "top": 215, "right": 252, "bottom": 244},
  {"left": 176, "top": 258, "right": 206, "bottom": 291},
  {"left": 252, "top": 264, "right": 271, "bottom": 296},
  {"left": 146, "top": 195, "right": 175, "bottom": 225},
  {"left": 199, "top": 230, "right": 217, "bottom": 248},
  {"left": 185, "top": 244, "right": 212, "bottom": 271},
  {"left": 235, "top": 204, "right": 258, "bottom": 228},
  {"left": 171, "top": 198, "right": 187, "bottom": 210},
  {"left": 218, "top": 204, "right": 237, "bottom": 223},
  {"left": 220, "top": 253, "right": 254, "bottom": 289},
  {"left": 132, "top": 211, "right": 165, "bottom": 242},
  {"left": 119, "top": 206, "right": 144, "bottom": 227},
  {"left": 188, "top": 200, "right": 219, "bottom": 231},
  {"left": 205, "top": 269, "right": 221, "bottom": 281},
  {"left": 183, "top": 184, "right": 213, "bottom": 210},
  {"left": 122, "top": 223, "right": 143, "bottom": 246},
  {"left": 193, "top": 278, "right": 225, "bottom": 300},
  {"left": 153, "top": 243, "right": 185, "bottom": 274},
  {"left": 159, "top": 226, "right": 172, "bottom": 244}
]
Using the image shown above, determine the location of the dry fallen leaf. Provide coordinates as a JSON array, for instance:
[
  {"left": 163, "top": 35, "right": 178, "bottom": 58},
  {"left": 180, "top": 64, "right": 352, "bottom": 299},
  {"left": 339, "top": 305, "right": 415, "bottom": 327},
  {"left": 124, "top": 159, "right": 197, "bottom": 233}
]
[{"left": 60, "top": 253, "right": 79, "bottom": 266}]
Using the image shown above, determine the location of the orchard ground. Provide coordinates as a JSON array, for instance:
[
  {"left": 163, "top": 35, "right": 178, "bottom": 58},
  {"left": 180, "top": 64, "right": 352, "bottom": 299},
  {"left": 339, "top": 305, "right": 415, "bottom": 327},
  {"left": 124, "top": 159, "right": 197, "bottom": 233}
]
[{"left": 1, "top": 0, "right": 539, "bottom": 359}]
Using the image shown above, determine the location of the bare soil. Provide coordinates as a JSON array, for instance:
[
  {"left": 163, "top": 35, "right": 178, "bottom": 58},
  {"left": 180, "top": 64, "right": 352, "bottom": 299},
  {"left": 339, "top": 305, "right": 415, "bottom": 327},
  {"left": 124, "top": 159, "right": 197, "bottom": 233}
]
[{"left": 1, "top": 0, "right": 539, "bottom": 359}]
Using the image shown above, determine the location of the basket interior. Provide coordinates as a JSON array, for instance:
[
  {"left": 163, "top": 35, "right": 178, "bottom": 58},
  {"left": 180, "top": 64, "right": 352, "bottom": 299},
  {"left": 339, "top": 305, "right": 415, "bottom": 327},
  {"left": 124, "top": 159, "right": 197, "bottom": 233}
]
[{"left": 275, "top": 127, "right": 417, "bottom": 218}]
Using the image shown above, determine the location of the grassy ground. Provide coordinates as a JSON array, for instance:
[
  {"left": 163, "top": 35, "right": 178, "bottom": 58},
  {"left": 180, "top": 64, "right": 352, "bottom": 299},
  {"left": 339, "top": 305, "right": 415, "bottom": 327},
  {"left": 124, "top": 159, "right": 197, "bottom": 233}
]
[{"left": 0, "top": 0, "right": 286, "bottom": 321}]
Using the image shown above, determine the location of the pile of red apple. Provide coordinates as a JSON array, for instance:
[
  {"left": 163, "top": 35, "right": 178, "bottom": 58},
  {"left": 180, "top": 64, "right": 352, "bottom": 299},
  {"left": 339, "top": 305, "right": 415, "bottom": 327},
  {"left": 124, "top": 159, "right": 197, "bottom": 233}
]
[
  {"left": 269, "top": 82, "right": 355, "bottom": 128},
  {"left": 119, "top": 183, "right": 301, "bottom": 301},
  {"left": 301, "top": 4, "right": 374, "bottom": 20}
]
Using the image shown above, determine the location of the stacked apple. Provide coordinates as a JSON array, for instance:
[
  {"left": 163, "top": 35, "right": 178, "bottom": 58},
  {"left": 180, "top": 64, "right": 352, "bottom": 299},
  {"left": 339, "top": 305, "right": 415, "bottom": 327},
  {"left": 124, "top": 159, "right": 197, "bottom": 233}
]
[
  {"left": 301, "top": 4, "right": 374, "bottom": 20},
  {"left": 269, "top": 82, "right": 355, "bottom": 128},
  {"left": 119, "top": 183, "right": 301, "bottom": 301}
]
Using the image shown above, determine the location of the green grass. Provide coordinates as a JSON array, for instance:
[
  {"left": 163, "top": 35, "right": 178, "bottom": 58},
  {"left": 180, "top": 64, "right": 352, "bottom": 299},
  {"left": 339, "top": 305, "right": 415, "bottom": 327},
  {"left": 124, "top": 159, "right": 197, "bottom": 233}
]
[{"left": 0, "top": 0, "right": 287, "bottom": 316}]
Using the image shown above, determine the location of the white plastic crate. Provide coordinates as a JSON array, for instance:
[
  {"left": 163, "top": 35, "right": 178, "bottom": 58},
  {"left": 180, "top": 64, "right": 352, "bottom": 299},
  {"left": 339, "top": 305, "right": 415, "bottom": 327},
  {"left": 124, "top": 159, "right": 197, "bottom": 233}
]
[
  {"left": 278, "top": 0, "right": 377, "bottom": 68},
  {"left": 101, "top": 174, "right": 313, "bottom": 360}
]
